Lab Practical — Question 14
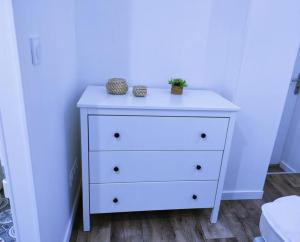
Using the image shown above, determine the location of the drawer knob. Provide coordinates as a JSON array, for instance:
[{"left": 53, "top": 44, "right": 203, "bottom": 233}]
[
  {"left": 113, "top": 198, "right": 119, "bottom": 203},
  {"left": 113, "top": 166, "right": 119, "bottom": 172},
  {"left": 196, "top": 165, "right": 202, "bottom": 170},
  {"left": 192, "top": 194, "right": 198, "bottom": 200},
  {"left": 114, "top": 132, "right": 120, "bottom": 138},
  {"left": 201, "top": 133, "right": 207, "bottom": 139}
]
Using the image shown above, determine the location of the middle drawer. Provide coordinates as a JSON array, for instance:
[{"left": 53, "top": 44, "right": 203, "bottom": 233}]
[{"left": 89, "top": 151, "right": 223, "bottom": 183}]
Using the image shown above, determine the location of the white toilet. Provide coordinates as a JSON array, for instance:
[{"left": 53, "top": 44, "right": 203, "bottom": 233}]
[{"left": 255, "top": 195, "right": 300, "bottom": 242}]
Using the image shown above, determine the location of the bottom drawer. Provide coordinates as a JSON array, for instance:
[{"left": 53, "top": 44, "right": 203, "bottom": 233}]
[{"left": 90, "top": 181, "right": 218, "bottom": 214}]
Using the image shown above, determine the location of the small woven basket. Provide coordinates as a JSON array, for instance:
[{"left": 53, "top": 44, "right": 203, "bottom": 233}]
[
  {"left": 133, "top": 85, "right": 147, "bottom": 97},
  {"left": 106, "top": 78, "right": 128, "bottom": 95}
]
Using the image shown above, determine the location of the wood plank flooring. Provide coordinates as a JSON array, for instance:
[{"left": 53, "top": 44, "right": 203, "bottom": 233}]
[
  {"left": 70, "top": 174, "right": 300, "bottom": 242},
  {"left": 268, "top": 164, "right": 285, "bottom": 173}
]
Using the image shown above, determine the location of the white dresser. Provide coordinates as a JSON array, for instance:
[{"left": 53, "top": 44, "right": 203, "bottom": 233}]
[{"left": 78, "top": 86, "right": 239, "bottom": 231}]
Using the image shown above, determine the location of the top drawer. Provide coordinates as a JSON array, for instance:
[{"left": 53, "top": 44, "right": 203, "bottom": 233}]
[{"left": 89, "top": 115, "right": 229, "bottom": 151}]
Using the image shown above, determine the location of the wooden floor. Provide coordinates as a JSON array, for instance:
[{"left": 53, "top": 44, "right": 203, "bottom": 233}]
[
  {"left": 268, "top": 164, "right": 285, "bottom": 173},
  {"left": 70, "top": 174, "right": 300, "bottom": 242}
]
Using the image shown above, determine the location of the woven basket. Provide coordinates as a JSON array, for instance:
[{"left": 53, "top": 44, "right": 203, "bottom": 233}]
[
  {"left": 106, "top": 78, "right": 128, "bottom": 95},
  {"left": 133, "top": 85, "right": 147, "bottom": 97}
]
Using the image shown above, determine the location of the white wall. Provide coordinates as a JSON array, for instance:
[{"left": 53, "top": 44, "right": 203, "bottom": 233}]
[
  {"left": 75, "top": 0, "right": 250, "bottom": 96},
  {"left": 12, "top": 0, "right": 82, "bottom": 241},
  {"left": 224, "top": 0, "right": 300, "bottom": 195}
]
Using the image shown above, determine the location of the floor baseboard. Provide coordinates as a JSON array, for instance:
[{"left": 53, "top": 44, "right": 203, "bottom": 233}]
[
  {"left": 280, "top": 161, "right": 297, "bottom": 173},
  {"left": 222, "top": 190, "right": 263, "bottom": 200},
  {"left": 63, "top": 181, "right": 81, "bottom": 242}
]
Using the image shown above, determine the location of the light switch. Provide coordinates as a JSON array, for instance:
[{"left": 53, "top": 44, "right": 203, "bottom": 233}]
[{"left": 30, "top": 36, "right": 41, "bottom": 66}]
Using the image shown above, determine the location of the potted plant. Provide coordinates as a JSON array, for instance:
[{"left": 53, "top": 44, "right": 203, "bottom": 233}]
[{"left": 168, "top": 78, "right": 187, "bottom": 95}]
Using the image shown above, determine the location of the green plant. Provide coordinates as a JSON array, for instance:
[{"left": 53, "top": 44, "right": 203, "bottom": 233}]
[{"left": 168, "top": 78, "right": 187, "bottom": 88}]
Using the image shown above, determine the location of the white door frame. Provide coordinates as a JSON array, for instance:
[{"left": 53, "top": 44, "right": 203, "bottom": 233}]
[{"left": 0, "top": 0, "right": 40, "bottom": 241}]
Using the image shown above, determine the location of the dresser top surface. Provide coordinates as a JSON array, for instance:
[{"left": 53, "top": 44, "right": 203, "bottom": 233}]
[{"left": 77, "top": 86, "right": 239, "bottom": 112}]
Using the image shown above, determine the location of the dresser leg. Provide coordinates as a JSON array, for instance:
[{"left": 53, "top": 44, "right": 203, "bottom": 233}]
[
  {"left": 80, "top": 108, "right": 90, "bottom": 232},
  {"left": 83, "top": 213, "right": 90, "bottom": 231},
  {"left": 210, "top": 206, "right": 219, "bottom": 224}
]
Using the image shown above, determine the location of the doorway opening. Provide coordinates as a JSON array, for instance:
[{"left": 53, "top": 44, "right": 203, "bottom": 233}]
[
  {"left": 269, "top": 46, "right": 300, "bottom": 174},
  {"left": 0, "top": 159, "right": 15, "bottom": 242}
]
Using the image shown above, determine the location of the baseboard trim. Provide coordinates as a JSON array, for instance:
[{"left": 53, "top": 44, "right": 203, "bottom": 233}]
[
  {"left": 280, "top": 161, "right": 297, "bottom": 173},
  {"left": 63, "top": 181, "right": 81, "bottom": 242},
  {"left": 222, "top": 190, "right": 263, "bottom": 200}
]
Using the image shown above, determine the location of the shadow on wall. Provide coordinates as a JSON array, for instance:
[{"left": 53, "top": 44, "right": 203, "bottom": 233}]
[
  {"left": 224, "top": 124, "right": 245, "bottom": 190},
  {"left": 76, "top": 0, "right": 132, "bottom": 86}
]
